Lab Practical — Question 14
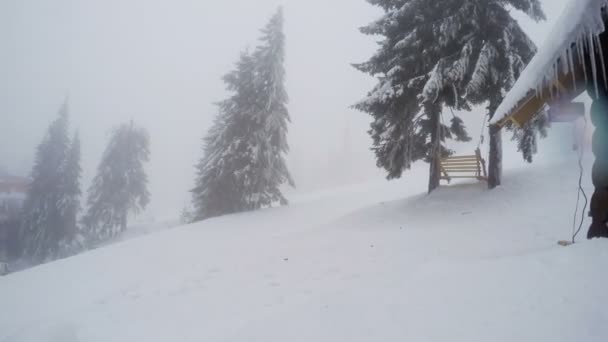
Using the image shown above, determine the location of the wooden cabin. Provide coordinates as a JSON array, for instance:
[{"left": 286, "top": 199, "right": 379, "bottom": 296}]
[{"left": 491, "top": 0, "right": 608, "bottom": 239}]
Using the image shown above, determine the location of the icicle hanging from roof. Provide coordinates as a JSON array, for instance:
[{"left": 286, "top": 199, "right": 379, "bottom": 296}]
[{"left": 492, "top": 0, "right": 608, "bottom": 125}]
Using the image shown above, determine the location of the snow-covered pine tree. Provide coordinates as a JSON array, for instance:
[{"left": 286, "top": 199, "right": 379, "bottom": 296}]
[
  {"left": 354, "top": 0, "right": 475, "bottom": 192},
  {"left": 449, "top": 0, "right": 547, "bottom": 186},
  {"left": 355, "top": 0, "right": 547, "bottom": 192},
  {"left": 57, "top": 132, "right": 83, "bottom": 256},
  {"left": 83, "top": 121, "right": 150, "bottom": 243},
  {"left": 191, "top": 8, "right": 293, "bottom": 221},
  {"left": 21, "top": 100, "right": 79, "bottom": 262},
  {"left": 249, "top": 7, "right": 294, "bottom": 206},
  {"left": 191, "top": 51, "right": 258, "bottom": 221},
  {"left": 179, "top": 206, "right": 195, "bottom": 225}
]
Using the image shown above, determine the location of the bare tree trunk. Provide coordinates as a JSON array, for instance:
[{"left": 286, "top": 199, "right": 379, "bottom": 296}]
[
  {"left": 429, "top": 156, "right": 440, "bottom": 193},
  {"left": 428, "top": 106, "right": 441, "bottom": 193},
  {"left": 488, "top": 124, "right": 502, "bottom": 189},
  {"left": 588, "top": 96, "right": 608, "bottom": 239}
]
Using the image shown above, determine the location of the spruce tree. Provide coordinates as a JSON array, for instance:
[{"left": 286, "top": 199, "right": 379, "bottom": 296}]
[
  {"left": 83, "top": 121, "right": 150, "bottom": 243},
  {"left": 450, "top": 0, "right": 547, "bottom": 183},
  {"left": 21, "top": 100, "right": 80, "bottom": 262},
  {"left": 57, "top": 133, "right": 83, "bottom": 256},
  {"left": 249, "top": 7, "right": 294, "bottom": 207},
  {"left": 192, "top": 51, "right": 257, "bottom": 220},
  {"left": 179, "top": 206, "right": 195, "bottom": 225},
  {"left": 355, "top": 0, "right": 475, "bottom": 192},
  {"left": 355, "top": 0, "right": 546, "bottom": 192},
  {"left": 192, "top": 8, "right": 293, "bottom": 221}
]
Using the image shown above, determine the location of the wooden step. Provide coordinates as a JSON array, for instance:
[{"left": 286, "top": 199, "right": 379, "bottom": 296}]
[
  {"left": 441, "top": 176, "right": 487, "bottom": 179},
  {"left": 442, "top": 165, "right": 480, "bottom": 169},
  {"left": 444, "top": 155, "right": 477, "bottom": 160},
  {"left": 442, "top": 164, "right": 479, "bottom": 168},
  {"left": 442, "top": 162, "right": 479, "bottom": 166},
  {"left": 442, "top": 159, "right": 479, "bottom": 164},
  {"left": 441, "top": 160, "right": 479, "bottom": 165}
]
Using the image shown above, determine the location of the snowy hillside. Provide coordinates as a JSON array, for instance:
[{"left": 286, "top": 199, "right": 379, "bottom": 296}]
[{"left": 1, "top": 158, "right": 607, "bottom": 342}]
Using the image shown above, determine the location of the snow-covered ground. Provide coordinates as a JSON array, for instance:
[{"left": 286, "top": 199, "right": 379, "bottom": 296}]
[{"left": 1, "top": 153, "right": 607, "bottom": 342}]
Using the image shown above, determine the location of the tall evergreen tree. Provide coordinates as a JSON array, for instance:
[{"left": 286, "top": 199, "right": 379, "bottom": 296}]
[
  {"left": 355, "top": 0, "right": 546, "bottom": 192},
  {"left": 57, "top": 132, "right": 83, "bottom": 256},
  {"left": 192, "top": 8, "right": 293, "bottom": 221},
  {"left": 250, "top": 7, "right": 294, "bottom": 204},
  {"left": 192, "top": 51, "right": 258, "bottom": 220},
  {"left": 83, "top": 121, "right": 150, "bottom": 243},
  {"left": 21, "top": 100, "right": 80, "bottom": 262},
  {"left": 446, "top": 0, "right": 547, "bottom": 185}
]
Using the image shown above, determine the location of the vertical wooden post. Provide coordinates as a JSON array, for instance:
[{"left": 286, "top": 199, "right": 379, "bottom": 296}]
[
  {"left": 488, "top": 124, "right": 502, "bottom": 189},
  {"left": 588, "top": 96, "right": 608, "bottom": 239},
  {"left": 428, "top": 105, "right": 441, "bottom": 194},
  {"left": 428, "top": 147, "right": 441, "bottom": 194}
]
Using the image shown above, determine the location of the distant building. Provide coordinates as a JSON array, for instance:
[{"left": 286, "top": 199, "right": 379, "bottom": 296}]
[{"left": 0, "top": 171, "right": 29, "bottom": 261}]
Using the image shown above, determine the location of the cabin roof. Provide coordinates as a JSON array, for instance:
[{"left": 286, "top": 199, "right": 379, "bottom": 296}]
[{"left": 491, "top": 0, "right": 608, "bottom": 127}]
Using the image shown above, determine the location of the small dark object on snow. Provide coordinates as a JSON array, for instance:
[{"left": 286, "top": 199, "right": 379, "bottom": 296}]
[
  {"left": 558, "top": 240, "right": 573, "bottom": 247},
  {"left": 283, "top": 258, "right": 289, "bottom": 261}
]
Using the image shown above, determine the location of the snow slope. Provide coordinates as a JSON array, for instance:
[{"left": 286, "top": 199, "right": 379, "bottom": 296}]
[{"left": 1, "top": 158, "right": 607, "bottom": 342}]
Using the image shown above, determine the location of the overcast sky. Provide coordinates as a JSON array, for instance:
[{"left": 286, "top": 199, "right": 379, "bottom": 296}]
[{"left": 0, "top": 0, "right": 571, "bottom": 218}]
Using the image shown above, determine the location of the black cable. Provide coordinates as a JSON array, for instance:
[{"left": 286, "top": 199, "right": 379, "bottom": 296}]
[
  {"left": 572, "top": 155, "right": 588, "bottom": 243},
  {"left": 478, "top": 113, "right": 488, "bottom": 148},
  {"left": 572, "top": 117, "right": 589, "bottom": 244}
]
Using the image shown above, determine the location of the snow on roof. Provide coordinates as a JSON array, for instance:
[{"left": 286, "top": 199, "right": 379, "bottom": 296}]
[{"left": 491, "top": 0, "right": 608, "bottom": 125}]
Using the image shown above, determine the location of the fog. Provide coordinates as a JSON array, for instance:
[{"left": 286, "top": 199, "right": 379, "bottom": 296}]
[{"left": 1, "top": 0, "right": 571, "bottom": 219}]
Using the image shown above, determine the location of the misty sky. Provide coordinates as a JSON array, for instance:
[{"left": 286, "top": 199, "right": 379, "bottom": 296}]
[{"left": 1, "top": 0, "right": 570, "bottom": 218}]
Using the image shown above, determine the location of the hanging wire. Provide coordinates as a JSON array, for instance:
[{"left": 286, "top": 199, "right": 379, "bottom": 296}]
[
  {"left": 449, "top": 106, "right": 488, "bottom": 149},
  {"left": 478, "top": 113, "right": 489, "bottom": 149},
  {"left": 572, "top": 115, "right": 589, "bottom": 243},
  {"left": 430, "top": 107, "right": 444, "bottom": 171},
  {"left": 435, "top": 110, "right": 443, "bottom": 156},
  {"left": 449, "top": 106, "right": 457, "bottom": 119},
  {"left": 439, "top": 110, "right": 450, "bottom": 155},
  {"left": 440, "top": 111, "right": 447, "bottom": 137}
]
